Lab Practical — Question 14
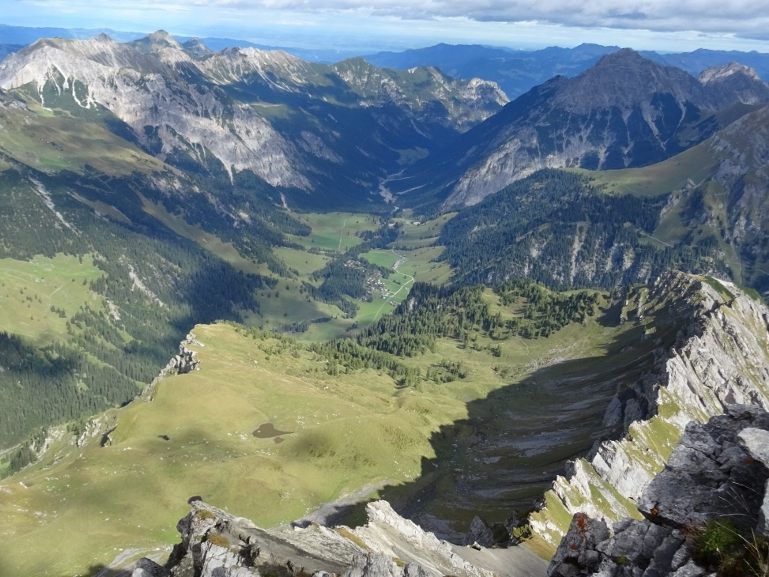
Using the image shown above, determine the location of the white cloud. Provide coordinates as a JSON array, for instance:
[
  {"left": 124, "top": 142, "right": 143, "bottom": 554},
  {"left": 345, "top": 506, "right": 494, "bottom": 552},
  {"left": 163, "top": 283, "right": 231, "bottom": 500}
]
[
  {"left": 148, "top": 0, "right": 769, "bottom": 39},
  {"left": 5, "top": 0, "right": 769, "bottom": 52}
]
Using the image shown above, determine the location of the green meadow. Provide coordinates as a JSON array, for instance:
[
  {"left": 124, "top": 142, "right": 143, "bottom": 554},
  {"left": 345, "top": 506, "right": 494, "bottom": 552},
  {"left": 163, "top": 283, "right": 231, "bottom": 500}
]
[
  {"left": 0, "top": 278, "right": 670, "bottom": 577},
  {"left": 0, "top": 98, "right": 163, "bottom": 176},
  {"left": 286, "top": 212, "right": 381, "bottom": 253},
  {"left": 0, "top": 254, "right": 105, "bottom": 344},
  {"left": 583, "top": 142, "right": 716, "bottom": 198}
]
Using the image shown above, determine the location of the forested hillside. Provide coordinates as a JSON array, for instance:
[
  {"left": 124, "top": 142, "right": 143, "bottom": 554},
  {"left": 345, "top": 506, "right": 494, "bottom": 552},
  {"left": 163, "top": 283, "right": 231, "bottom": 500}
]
[{"left": 438, "top": 170, "right": 725, "bottom": 289}]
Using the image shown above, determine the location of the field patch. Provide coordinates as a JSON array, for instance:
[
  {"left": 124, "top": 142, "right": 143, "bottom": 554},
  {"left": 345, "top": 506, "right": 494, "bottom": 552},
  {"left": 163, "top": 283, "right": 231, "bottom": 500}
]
[{"left": 287, "top": 213, "right": 381, "bottom": 253}]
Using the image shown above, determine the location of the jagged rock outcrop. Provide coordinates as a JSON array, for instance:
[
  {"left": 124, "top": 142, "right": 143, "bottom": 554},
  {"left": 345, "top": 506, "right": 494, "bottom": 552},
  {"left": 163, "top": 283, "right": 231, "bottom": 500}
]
[
  {"left": 531, "top": 273, "right": 769, "bottom": 547},
  {"left": 548, "top": 405, "right": 769, "bottom": 577},
  {"left": 465, "top": 517, "right": 495, "bottom": 548},
  {"left": 161, "top": 344, "right": 200, "bottom": 376},
  {"left": 698, "top": 63, "right": 769, "bottom": 107},
  {"left": 131, "top": 500, "right": 491, "bottom": 577},
  {"left": 156, "top": 330, "right": 203, "bottom": 376},
  {"left": 138, "top": 332, "right": 204, "bottom": 403}
]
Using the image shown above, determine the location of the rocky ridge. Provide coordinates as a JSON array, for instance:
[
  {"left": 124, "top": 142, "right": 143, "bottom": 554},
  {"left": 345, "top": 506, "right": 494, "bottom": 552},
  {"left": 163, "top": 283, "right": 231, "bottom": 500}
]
[
  {"left": 330, "top": 58, "right": 508, "bottom": 131},
  {"left": 0, "top": 32, "right": 505, "bottom": 199},
  {"left": 548, "top": 405, "right": 769, "bottom": 577},
  {"left": 129, "top": 499, "right": 497, "bottom": 577},
  {"left": 530, "top": 273, "right": 769, "bottom": 547},
  {"left": 698, "top": 63, "right": 769, "bottom": 108}
]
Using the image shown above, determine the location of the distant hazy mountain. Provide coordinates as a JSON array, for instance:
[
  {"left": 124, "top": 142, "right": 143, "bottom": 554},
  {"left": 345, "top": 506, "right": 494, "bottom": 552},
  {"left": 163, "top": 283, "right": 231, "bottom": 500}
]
[
  {"left": 392, "top": 49, "right": 769, "bottom": 207},
  {"left": 646, "top": 48, "right": 769, "bottom": 82},
  {"left": 367, "top": 43, "right": 618, "bottom": 99},
  {"left": 0, "top": 23, "right": 144, "bottom": 44},
  {"left": 367, "top": 43, "right": 769, "bottom": 101},
  {"left": 0, "top": 44, "right": 20, "bottom": 60}
]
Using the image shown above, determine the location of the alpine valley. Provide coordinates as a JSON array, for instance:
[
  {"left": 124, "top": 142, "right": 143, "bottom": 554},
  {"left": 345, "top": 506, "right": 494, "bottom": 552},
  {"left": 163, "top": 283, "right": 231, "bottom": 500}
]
[{"left": 1, "top": 27, "right": 769, "bottom": 577}]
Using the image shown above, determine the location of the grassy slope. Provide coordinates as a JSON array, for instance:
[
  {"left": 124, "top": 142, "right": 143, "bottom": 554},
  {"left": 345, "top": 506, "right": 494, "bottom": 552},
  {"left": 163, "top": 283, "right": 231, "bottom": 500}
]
[
  {"left": 0, "top": 321, "right": 462, "bottom": 576},
  {"left": 0, "top": 291, "right": 648, "bottom": 576},
  {"left": 0, "top": 98, "right": 164, "bottom": 176},
  {"left": 582, "top": 142, "right": 716, "bottom": 199},
  {"left": 577, "top": 143, "right": 749, "bottom": 285},
  {"left": 0, "top": 254, "right": 105, "bottom": 344}
]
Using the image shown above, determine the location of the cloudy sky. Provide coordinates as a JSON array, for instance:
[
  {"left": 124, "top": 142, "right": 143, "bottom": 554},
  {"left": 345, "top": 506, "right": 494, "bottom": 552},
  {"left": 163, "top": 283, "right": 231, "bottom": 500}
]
[{"left": 2, "top": 0, "right": 769, "bottom": 53}]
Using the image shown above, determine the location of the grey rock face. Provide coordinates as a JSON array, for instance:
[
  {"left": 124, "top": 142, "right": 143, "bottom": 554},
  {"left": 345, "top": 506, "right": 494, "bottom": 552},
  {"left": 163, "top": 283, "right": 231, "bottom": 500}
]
[
  {"left": 532, "top": 273, "right": 769, "bottom": 546},
  {"left": 346, "top": 501, "right": 493, "bottom": 577},
  {"left": 132, "top": 558, "right": 170, "bottom": 577},
  {"left": 639, "top": 406, "right": 769, "bottom": 529},
  {"left": 698, "top": 63, "right": 769, "bottom": 107},
  {"left": 161, "top": 344, "right": 200, "bottom": 377},
  {"left": 343, "top": 553, "right": 428, "bottom": 577},
  {"left": 547, "top": 407, "right": 769, "bottom": 577},
  {"left": 548, "top": 514, "right": 609, "bottom": 576},
  {"left": 464, "top": 516, "right": 495, "bottom": 548},
  {"left": 737, "top": 426, "right": 769, "bottom": 535},
  {"left": 140, "top": 499, "right": 491, "bottom": 577}
]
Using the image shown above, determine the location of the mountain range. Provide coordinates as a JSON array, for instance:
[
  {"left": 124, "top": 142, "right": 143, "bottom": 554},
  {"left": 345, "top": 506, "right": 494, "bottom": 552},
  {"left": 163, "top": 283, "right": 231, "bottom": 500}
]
[
  {"left": 0, "top": 30, "right": 506, "bottom": 210},
  {"left": 389, "top": 49, "right": 769, "bottom": 208},
  {"left": 367, "top": 42, "right": 769, "bottom": 100},
  {"left": 3, "top": 27, "right": 769, "bottom": 577}
]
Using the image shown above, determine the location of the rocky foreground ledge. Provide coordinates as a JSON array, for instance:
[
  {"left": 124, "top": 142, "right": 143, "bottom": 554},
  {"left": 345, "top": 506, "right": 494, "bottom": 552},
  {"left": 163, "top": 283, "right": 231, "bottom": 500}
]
[
  {"left": 548, "top": 405, "right": 769, "bottom": 577},
  {"left": 129, "top": 498, "right": 539, "bottom": 577}
]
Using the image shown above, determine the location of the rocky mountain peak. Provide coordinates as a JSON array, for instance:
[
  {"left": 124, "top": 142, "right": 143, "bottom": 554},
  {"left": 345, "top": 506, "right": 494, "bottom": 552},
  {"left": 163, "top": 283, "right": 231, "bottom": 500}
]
[
  {"left": 202, "top": 46, "right": 314, "bottom": 88},
  {"left": 181, "top": 38, "right": 212, "bottom": 59},
  {"left": 131, "top": 30, "right": 190, "bottom": 65},
  {"left": 145, "top": 29, "right": 176, "bottom": 45},
  {"left": 594, "top": 46, "right": 647, "bottom": 67},
  {"left": 94, "top": 32, "right": 114, "bottom": 44},
  {"left": 555, "top": 47, "right": 705, "bottom": 112},
  {"left": 700, "top": 61, "right": 762, "bottom": 83},
  {"left": 699, "top": 62, "right": 769, "bottom": 107}
]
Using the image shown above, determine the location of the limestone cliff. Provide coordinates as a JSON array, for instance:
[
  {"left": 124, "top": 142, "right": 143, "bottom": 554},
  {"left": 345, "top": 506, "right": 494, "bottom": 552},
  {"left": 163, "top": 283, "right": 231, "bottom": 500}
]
[
  {"left": 130, "top": 499, "right": 496, "bottom": 577},
  {"left": 0, "top": 32, "right": 505, "bottom": 199},
  {"left": 530, "top": 272, "right": 769, "bottom": 547},
  {"left": 548, "top": 405, "right": 769, "bottom": 577}
]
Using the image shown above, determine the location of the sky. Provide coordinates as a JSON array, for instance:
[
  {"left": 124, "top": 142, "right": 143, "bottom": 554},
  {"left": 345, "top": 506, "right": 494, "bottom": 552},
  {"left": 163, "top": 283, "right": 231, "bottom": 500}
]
[{"left": 2, "top": 0, "right": 769, "bottom": 54}]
